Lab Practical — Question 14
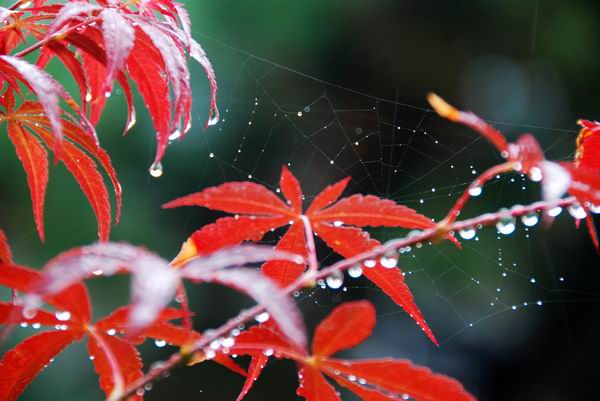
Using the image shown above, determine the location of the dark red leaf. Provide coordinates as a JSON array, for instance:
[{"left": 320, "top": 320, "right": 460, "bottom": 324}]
[
  {"left": 280, "top": 165, "right": 303, "bottom": 212},
  {"left": 0, "top": 229, "right": 12, "bottom": 263},
  {"left": 314, "top": 224, "right": 438, "bottom": 345},
  {"left": 261, "top": 222, "right": 307, "bottom": 287},
  {"left": 7, "top": 122, "right": 48, "bottom": 241},
  {"left": 297, "top": 364, "right": 341, "bottom": 401},
  {"left": 311, "top": 194, "right": 436, "bottom": 229},
  {"left": 322, "top": 359, "right": 476, "bottom": 401},
  {"left": 576, "top": 119, "right": 600, "bottom": 171},
  {"left": 0, "top": 330, "right": 82, "bottom": 401},
  {"left": 235, "top": 354, "right": 268, "bottom": 401},
  {"left": 164, "top": 181, "right": 292, "bottom": 216},
  {"left": 87, "top": 332, "right": 143, "bottom": 401}
]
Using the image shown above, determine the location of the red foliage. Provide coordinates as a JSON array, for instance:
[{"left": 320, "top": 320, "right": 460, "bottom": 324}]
[
  {"left": 230, "top": 301, "right": 475, "bottom": 401},
  {"left": 164, "top": 166, "right": 440, "bottom": 344}
]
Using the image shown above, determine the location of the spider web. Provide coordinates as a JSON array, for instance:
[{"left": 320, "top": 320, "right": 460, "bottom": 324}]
[{"left": 162, "top": 31, "right": 600, "bottom": 357}]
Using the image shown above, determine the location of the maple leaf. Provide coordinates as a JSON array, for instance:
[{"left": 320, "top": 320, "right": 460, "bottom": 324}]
[
  {"left": 1, "top": 100, "right": 119, "bottom": 241},
  {"left": 428, "top": 93, "right": 600, "bottom": 251},
  {"left": 229, "top": 301, "right": 475, "bottom": 401},
  {"left": 0, "top": 229, "right": 11, "bottom": 263},
  {"left": 21, "top": 242, "right": 306, "bottom": 347},
  {"left": 0, "top": 257, "right": 245, "bottom": 401},
  {"left": 164, "top": 166, "right": 440, "bottom": 344}
]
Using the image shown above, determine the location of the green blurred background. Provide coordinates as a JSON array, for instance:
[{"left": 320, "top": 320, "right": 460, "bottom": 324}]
[{"left": 1, "top": 0, "right": 600, "bottom": 400}]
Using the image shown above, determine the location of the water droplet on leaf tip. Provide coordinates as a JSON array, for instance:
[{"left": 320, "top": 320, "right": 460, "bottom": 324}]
[{"left": 149, "top": 161, "right": 163, "bottom": 178}]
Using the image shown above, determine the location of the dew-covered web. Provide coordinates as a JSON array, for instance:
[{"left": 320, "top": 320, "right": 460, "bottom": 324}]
[{"left": 174, "top": 33, "right": 600, "bottom": 348}]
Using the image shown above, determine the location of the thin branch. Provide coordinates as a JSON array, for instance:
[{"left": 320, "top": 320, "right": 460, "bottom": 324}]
[{"left": 114, "top": 195, "right": 579, "bottom": 401}]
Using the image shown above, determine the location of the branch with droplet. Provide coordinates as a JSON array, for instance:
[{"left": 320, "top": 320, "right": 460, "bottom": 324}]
[{"left": 112, "top": 195, "right": 581, "bottom": 401}]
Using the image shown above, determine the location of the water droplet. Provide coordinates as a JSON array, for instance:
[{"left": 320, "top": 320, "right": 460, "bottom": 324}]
[
  {"left": 32, "top": 323, "right": 41, "bottom": 329},
  {"left": 297, "top": 111, "right": 303, "bottom": 117},
  {"left": 333, "top": 220, "right": 343, "bottom": 227},
  {"left": 263, "top": 348, "right": 274, "bottom": 356},
  {"left": 496, "top": 216, "right": 516, "bottom": 235},
  {"left": 547, "top": 206, "right": 562, "bottom": 217},
  {"left": 348, "top": 265, "right": 363, "bottom": 278},
  {"left": 104, "top": 91, "right": 112, "bottom": 98},
  {"left": 92, "top": 269, "right": 103, "bottom": 276},
  {"left": 521, "top": 212, "right": 539, "bottom": 227},
  {"left": 528, "top": 167, "right": 543, "bottom": 182},
  {"left": 23, "top": 307, "right": 37, "bottom": 320},
  {"left": 209, "top": 152, "right": 215, "bottom": 158},
  {"left": 303, "top": 106, "right": 310, "bottom": 113},
  {"left": 221, "top": 337, "right": 235, "bottom": 348},
  {"left": 380, "top": 254, "right": 398, "bottom": 268},
  {"left": 85, "top": 92, "right": 93, "bottom": 102},
  {"left": 568, "top": 203, "right": 587, "bottom": 220},
  {"left": 326, "top": 271, "right": 344, "bottom": 289},
  {"left": 207, "top": 114, "right": 219, "bottom": 126},
  {"left": 154, "top": 339, "right": 167, "bottom": 348},
  {"left": 590, "top": 204, "right": 600, "bottom": 214},
  {"left": 149, "top": 161, "right": 163, "bottom": 178},
  {"left": 20, "top": 322, "right": 28, "bottom": 328},
  {"left": 55, "top": 311, "right": 71, "bottom": 321},
  {"left": 530, "top": 277, "right": 536, "bottom": 283},
  {"left": 106, "top": 329, "right": 116, "bottom": 336},
  {"left": 459, "top": 227, "right": 476, "bottom": 240},
  {"left": 144, "top": 383, "right": 153, "bottom": 391},
  {"left": 255, "top": 312, "right": 270, "bottom": 323},
  {"left": 205, "top": 349, "right": 216, "bottom": 359},
  {"left": 168, "top": 130, "right": 181, "bottom": 141},
  {"left": 363, "top": 259, "right": 376, "bottom": 268},
  {"left": 468, "top": 186, "right": 482, "bottom": 197}
]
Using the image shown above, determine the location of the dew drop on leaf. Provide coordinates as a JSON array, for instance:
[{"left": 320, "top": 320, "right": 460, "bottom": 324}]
[
  {"left": 149, "top": 161, "right": 164, "bottom": 178},
  {"left": 168, "top": 130, "right": 181, "bottom": 141},
  {"left": 207, "top": 114, "right": 219, "bottom": 126},
  {"left": 154, "top": 339, "right": 167, "bottom": 348},
  {"left": 55, "top": 311, "right": 71, "bottom": 321},
  {"left": 263, "top": 348, "right": 274, "bottom": 356}
]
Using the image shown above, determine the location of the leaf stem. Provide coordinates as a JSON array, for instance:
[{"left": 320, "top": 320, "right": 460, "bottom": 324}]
[
  {"left": 113, "top": 195, "right": 578, "bottom": 401},
  {"left": 300, "top": 215, "right": 319, "bottom": 277}
]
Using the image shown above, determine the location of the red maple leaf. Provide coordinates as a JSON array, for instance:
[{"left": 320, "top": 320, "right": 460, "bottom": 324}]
[
  {"left": 229, "top": 301, "right": 475, "bottom": 401},
  {"left": 164, "top": 166, "right": 440, "bottom": 344},
  {"left": 0, "top": 260, "right": 243, "bottom": 401},
  {"left": 428, "top": 93, "right": 600, "bottom": 251}
]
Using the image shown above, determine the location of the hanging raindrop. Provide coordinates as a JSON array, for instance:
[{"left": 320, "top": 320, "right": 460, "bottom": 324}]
[
  {"left": 591, "top": 204, "right": 600, "bottom": 214},
  {"left": 348, "top": 265, "right": 363, "bottom": 278},
  {"left": 326, "top": 271, "right": 344, "bottom": 289},
  {"left": 55, "top": 311, "right": 71, "bottom": 322},
  {"left": 154, "top": 339, "right": 167, "bottom": 348},
  {"left": 521, "top": 212, "right": 539, "bottom": 227},
  {"left": 468, "top": 186, "right": 482, "bottom": 197},
  {"left": 380, "top": 254, "right": 398, "bottom": 269},
  {"left": 458, "top": 227, "right": 476, "bottom": 240},
  {"left": 547, "top": 206, "right": 562, "bottom": 217},
  {"left": 568, "top": 203, "right": 587, "bottom": 220},
  {"left": 149, "top": 161, "right": 163, "bottom": 178},
  {"left": 255, "top": 312, "right": 270, "bottom": 323},
  {"left": 496, "top": 216, "right": 516, "bottom": 235}
]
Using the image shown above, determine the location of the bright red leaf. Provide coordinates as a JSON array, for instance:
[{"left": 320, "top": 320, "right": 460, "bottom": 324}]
[
  {"left": 230, "top": 301, "right": 475, "bottom": 401},
  {"left": 165, "top": 166, "right": 439, "bottom": 344}
]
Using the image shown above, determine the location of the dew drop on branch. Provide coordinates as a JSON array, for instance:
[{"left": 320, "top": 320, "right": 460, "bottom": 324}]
[
  {"left": 348, "top": 265, "right": 363, "bottom": 278},
  {"left": 326, "top": 271, "right": 344, "bottom": 289},
  {"left": 468, "top": 186, "right": 482, "bottom": 197},
  {"left": 496, "top": 216, "right": 516, "bottom": 235},
  {"left": 521, "top": 212, "right": 539, "bottom": 227},
  {"left": 568, "top": 204, "right": 587, "bottom": 220},
  {"left": 255, "top": 312, "right": 270, "bottom": 323},
  {"left": 459, "top": 227, "right": 476, "bottom": 240}
]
